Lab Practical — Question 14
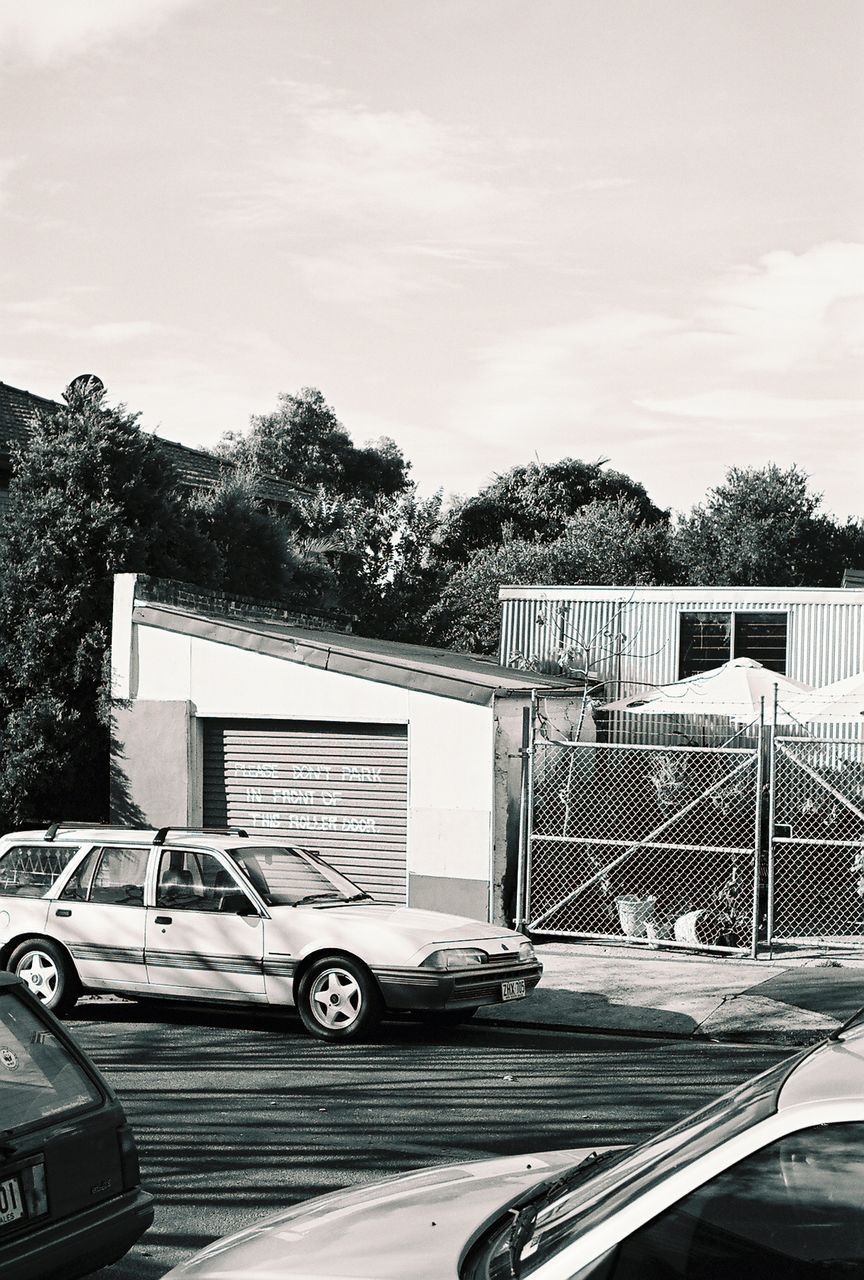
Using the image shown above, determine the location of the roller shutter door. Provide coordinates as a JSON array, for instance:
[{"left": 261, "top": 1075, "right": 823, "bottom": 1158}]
[{"left": 202, "top": 720, "right": 408, "bottom": 904}]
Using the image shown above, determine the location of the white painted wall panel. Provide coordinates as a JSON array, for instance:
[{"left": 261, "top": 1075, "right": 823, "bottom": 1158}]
[
  {"left": 129, "top": 621, "right": 496, "bottom": 890},
  {"left": 408, "top": 808, "right": 492, "bottom": 880}
]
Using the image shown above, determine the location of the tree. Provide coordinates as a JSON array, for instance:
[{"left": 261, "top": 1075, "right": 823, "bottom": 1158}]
[
  {"left": 218, "top": 387, "right": 410, "bottom": 502},
  {"left": 329, "top": 488, "right": 445, "bottom": 642},
  {"left": 673, "top": 464, "right": 854, "bottom": 587},
  {"left": 0, "top": 379, "right": 205, "bottom": 825},
  {"left": 187, "top": 472, "right": 335, "bottom": 605},
  {"left": 218, "top": 387, "right": 443, "bottom": 636},
  {"left": 426, "top": 499, "right": 674, "bottom": 654},
  {"left": 434, "top": 458, "right": 668, "bottom": 565}
]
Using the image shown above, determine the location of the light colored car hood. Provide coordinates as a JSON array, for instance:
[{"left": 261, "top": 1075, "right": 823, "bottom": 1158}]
[
  {"left": 161, "top": 1146, "right": 598, "bottom": 1279},
  {"left": 267, "top": 903, "right": 528, "bottom": 965}
]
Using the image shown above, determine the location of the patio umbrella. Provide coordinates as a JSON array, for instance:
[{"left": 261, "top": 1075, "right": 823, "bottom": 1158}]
[
  {"left": 601, "top": 656, "right": 814, "bottom": 724},
  {"left": 790, "top": 671, "right": 864, "bottom": 723}
]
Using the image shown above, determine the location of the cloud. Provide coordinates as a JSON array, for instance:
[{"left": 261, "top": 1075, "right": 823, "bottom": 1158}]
[
  {"left": 226, "top": 85, "right": 504, "bottom": 229},
  {"left": 0, "top": 154, "right": 21, "bottom": 207},
  {"left": 699, "top": 241, "right": 864, "bottom": 372},
  {"left": 0, "top": 298, "right": 163, "bottom": 345},
  {"left": 288, "top": 244, "right": 457, "bottom": 308},
  {"left": 83, "top": 320, "right": 164, "bottom": 344},
  {"left": 0, "top": 0, "right": 198, "bottom": 64},
  {"left": 211, "top": 81, "right": 554, "bottom": 307},
  {"left": 635, "top": 391, "right": 864, "bottom": 422},
  {"left": 443, "top": 240, "right": 864, "bottom": 516}
]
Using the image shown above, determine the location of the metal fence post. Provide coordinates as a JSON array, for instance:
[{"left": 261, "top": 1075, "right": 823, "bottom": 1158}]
[
  {"left": 750, "top": 714, "right": 767, "bottom": 958},
  {"left": 514, "top": 699, "right": 533, "bottom": 932}
]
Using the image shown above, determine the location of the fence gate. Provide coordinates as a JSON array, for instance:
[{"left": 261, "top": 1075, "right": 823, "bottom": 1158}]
[
  {"left": 769, "top": 733, "right": 864, "bottom": 944},
  {"left": 518, "top": 733, "right": 764, "bottom": 953}
]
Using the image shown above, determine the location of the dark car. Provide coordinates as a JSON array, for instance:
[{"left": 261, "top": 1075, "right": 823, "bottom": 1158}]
[{"left": 0, "top": 971, "right": 153, "bottom": 1280}]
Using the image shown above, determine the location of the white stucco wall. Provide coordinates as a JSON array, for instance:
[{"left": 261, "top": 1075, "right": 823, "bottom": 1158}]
[{"left": 130, "top": 622, "right": 496, "bottom": 887}]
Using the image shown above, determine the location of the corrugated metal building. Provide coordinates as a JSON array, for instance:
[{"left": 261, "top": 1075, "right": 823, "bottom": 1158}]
[{"left": 499, "top": 586, "right": 864, "bottom": 699}]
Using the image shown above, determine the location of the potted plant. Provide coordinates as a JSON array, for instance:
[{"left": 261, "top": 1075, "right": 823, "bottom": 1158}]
[{"left": 648, "top": 753, "right": 690, "bottom": 809}]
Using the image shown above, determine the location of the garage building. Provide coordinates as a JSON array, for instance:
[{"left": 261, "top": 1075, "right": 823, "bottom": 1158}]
[{"left": 111, "top": 574, "right": 585, "bottom": 925}]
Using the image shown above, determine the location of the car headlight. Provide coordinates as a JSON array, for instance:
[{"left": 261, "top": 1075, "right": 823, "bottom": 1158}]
[
  {"left": 518, "top": 940, "right": 536, "bottom": 963},
  {"left": 421, "top": 947, "right": 487, "bottom": 971}
]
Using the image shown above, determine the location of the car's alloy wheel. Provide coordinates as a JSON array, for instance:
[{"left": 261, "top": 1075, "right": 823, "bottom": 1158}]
[
  {"left": 297, "top": 955, "right": 381, "bottom": 1041},
  {"left": 8, "top": 938, "right": 80, "bottom": 1016}
]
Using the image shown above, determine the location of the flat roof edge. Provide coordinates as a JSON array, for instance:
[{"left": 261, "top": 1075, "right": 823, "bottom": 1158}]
[
  {"left": 131, "top": 604, "right": 571, "bottom": 704},
  {"left": 499, "top": 585, "right": 864, "bottom": 603}
]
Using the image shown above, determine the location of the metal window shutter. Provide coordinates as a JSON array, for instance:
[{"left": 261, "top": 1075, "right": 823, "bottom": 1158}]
[{"left": 202, "top": 720, "right": 408, "bottom": 904}]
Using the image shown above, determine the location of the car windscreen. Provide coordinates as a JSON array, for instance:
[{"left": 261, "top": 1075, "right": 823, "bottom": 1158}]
[
  {"left": 226, "top": 846, "right": 366, "bottom": 905},
  {"left": 481, "top": 1050, "right": 799, "bottom": 1277},
  {"left": 0, "top": 990, "right": 101, "bottom": 1135}
]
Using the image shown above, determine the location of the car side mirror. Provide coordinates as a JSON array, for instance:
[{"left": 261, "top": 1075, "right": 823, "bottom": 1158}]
[{"left": 219, "top": 891, "right": 258, "bottom": 916}]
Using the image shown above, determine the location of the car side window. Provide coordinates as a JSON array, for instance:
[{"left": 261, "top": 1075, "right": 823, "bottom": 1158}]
[
  {"left": 87, "top": 847, "right": 149, "bottom": 907},
  {"left": 157, "top": 850, "right": 252, "bottom": 914},
  {"left": 60, "top": 849, "right": 100, "bottom": 901},
  {"left": 588, "top": 1121, "right": 864, "bottom": 1280},
  {"left": 0, "top": 844, "right": 80, "bottom": 897}
]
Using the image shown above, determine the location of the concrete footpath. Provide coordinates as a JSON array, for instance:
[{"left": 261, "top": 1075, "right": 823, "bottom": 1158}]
[{"left": 478, "top": 940, "right": 864, "bottom": 1046}]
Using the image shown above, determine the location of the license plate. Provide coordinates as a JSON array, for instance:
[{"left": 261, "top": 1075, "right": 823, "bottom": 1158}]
[
  {"left": 501, "top": 979, "right": 526, "bottom": 1001},
  {"left": 0, "top": 1175, "right": 23, "bottom": 1227}
]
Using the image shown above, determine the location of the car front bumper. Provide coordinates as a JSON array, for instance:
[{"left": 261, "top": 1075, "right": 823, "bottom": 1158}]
[
  {"left": 0, "top": 1185, "right": 154, "bottom": 1280},
  {"left": 374, "top": 960, "right": 543, "bottom": 1011}
]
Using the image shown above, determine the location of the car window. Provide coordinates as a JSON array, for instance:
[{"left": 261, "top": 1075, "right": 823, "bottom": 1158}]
[
  {"left": 156, "top": 850, "right": 252, "bottom": 913},
  {"left": 60, "top": 848, "right": 100, "bottom": 901},
  {"left": 576, "top": 1122, "right": 864, "bottom": 1279},
  {"left": 227, "top": 845, "right": 362, "bottom": 905},
  {"left": 87, "top": 847, "right": 149, "bottom": 907},
  {"left": 0, "top": 845, "right": 80, "bottom": 898},
  {"left": 0, "top": 988, "right": 101, "bottom": 1134}
]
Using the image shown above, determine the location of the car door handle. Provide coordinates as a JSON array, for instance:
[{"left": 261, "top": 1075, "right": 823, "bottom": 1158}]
[
  {"left": 154, "top": 916, "right": 172, "bottom": 925},
  {"left": 55, "top": 908, "right": 72, "bottom": 918}
]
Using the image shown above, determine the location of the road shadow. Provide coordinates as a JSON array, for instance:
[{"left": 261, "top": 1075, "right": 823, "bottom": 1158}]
[
  {"left": 753, "top": 967, "right": 864, "bottom": 1021},
  {"left": 72, "top": 1000, "right": 789, "bottom": 1279}
]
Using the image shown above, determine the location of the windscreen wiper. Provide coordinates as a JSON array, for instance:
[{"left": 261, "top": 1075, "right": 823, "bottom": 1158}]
[
  {"left": 292, "top": 892, "right": 346, "bottom": 907},
  {"left": 506, "top": 1150, "right": 613, "bottom": 1278}
]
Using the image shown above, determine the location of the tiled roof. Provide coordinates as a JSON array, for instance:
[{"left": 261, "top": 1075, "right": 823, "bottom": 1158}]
[
  {"left": 0, "top": 380, "right": 302, "bottom": 509},
  {"left": 0, "top": 381, "right": 57, "bottom": 453}
]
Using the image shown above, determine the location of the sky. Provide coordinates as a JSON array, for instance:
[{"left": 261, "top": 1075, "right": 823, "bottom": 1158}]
[{"left": 1, "top": 0, "right": 862, "bottom": 520}]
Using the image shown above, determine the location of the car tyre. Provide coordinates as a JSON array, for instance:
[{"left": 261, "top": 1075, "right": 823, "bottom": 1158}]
[
  {"left": 297, "top": 954, "right": 382, "bottom": 1042},
  {"left": 9, "top": 937, "right": 81, "bottom": 1016}
]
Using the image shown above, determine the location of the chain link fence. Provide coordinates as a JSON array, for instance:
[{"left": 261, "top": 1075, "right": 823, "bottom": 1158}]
[
  {"left": 523, "top": 738, "right": 761, "bottom": 951},
  {"left": 770, "top": 734, "right": 864, "bottom": 942}
]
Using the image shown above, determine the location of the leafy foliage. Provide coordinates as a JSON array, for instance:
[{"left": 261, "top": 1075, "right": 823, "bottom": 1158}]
[
  {"left": 218, "top": 386, "right": 409, "bottom": 502},
  {"left": 673, "top": 464, "right": 858, "bottom": 586},
  {"left": 426, "top": 499, "right": 674, "bottom": 654},
  {"left": 435, "top": 458, "right": 668, "bottom": 565},
  {"left": 332, "top": 488, "right": 445, "bottom": 642},
  {"left": 187, "top": 472, "right": 334, "bottom": 605},
  {"left": 0, "top": 380, "right": 202, "bottom": 824},
  {"left": 219, "top": 386, "right": 442, "bottom": 638},
  {"left": 0, "top": 383, "right": 337, "bottom": 827}
]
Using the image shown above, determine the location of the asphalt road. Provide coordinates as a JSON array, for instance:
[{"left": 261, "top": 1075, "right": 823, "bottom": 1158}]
[{"left": 72, "top": 998, "right": 793, "bottom": 1280}]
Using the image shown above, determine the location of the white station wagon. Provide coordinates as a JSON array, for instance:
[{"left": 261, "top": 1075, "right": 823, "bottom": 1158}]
[{"left": 0, "top": 825, "right": 541, "bottom": 1040}]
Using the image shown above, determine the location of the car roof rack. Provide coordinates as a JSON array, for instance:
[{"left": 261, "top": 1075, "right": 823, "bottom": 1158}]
[
  {"left": 43, "top": 821, "right": 135, "bottom": 842},
  {"left": 152, "top": 827, "right": 249, "bottom": 847}
]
